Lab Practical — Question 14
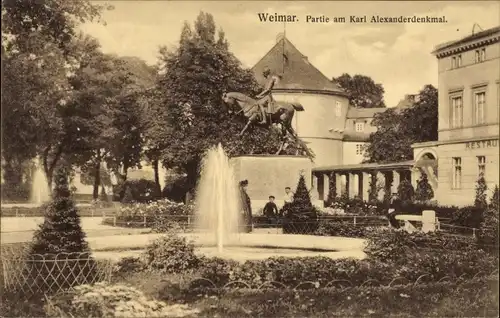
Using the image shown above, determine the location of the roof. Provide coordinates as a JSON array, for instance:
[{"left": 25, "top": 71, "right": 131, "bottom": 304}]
[
  {"left": 252, "top": 36, "right": 345, "bottom": 94},
  {"left": 313, "top": 160, "right": 415, "bottom": 173},
  {"left": 346, "top": 107, "right": 386, "bottom": 119},
  {"left": 342, "top": 132, "right": 371, "bottom": 142},
  {"left": 432, "top": 25, "right": 500, "bottom": 54}
]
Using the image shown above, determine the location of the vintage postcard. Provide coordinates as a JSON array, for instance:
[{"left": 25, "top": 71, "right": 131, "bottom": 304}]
[{"left": 1, "top": 1, "right": 499, "bottom": 317}]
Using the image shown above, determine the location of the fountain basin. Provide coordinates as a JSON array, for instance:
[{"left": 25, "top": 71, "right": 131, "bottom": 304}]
[{"left": 88, "top": 232, "right": 367, "bottom": 262}]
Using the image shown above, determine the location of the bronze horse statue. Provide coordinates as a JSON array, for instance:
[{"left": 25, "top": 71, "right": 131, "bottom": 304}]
[{"left": 222, "top": 92, "right": 304, "bottom": 137}]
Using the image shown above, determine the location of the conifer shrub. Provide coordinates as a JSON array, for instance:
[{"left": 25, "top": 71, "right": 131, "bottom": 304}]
[
  {"left": 282, "top": 175, "right": 319, "bottom": 234},
  {"left": 397, "top": 179, "right": 415, "bottom": 203},
  {"left": 474, "top": 173, "right": 488, "bottom": 209},
  {"left": 490, "top": 185, "right": 499, "bottom": 211},
  {"left": 415, "top": 172, "right": 434, "bottom": 202},
  {"left": 26, "top": 167, "right": 97, "bottom": 294}
]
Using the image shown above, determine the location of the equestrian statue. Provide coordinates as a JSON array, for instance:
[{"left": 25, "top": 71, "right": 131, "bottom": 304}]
[{"left": 222, "top": 67, "right": 312, "bottom": 157}]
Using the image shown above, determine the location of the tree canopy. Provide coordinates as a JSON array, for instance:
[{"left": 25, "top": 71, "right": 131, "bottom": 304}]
[
  {"left": 153, "top": 12, "right": 308, "bottom": 193},
  {"left": 333, "top": 73, "right": 386, "bottom": 108},
  {"left": 364, "top": 84, "right": 438, "bottom": 163}
]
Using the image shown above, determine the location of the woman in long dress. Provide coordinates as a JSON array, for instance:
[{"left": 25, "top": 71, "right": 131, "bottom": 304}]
[{"left": 239, "top": 180, "right": 253, "bottom": 233}]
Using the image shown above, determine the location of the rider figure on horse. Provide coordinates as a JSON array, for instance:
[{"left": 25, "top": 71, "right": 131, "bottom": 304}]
[{"left": 256, "top": 67, "right": 280, "bottom": 125}]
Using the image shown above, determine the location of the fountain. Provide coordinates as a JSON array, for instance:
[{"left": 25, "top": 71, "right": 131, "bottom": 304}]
[
  {"left": 186, "top": 143, "right": 367, "bottom": 261},
  {"left": 195, "top": 143, "right": 241, "bottom": 252},
  {"left": 30, "top": 157, "right": 50, "bottom": 205}
]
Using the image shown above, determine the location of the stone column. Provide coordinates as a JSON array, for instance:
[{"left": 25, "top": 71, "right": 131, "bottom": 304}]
[
  {"left": 411, "top": 168, "right": 422, "bottom": 189},
  {"left": 391, "top": 170, "right": 401, "bottom": 194},
  {"left": 362, "top": 172, "right": 371, "bottom": 201},
  {"left": 348, "top": 173, "right": 357, "bottom": 198},
  {"left": 323, "top": 173, "right": 330, "bottom": 201},
  {"left": 376, "top": 171, "right": 385, "bottom": 201},
  {"left": 335, "top": 172, "right": 342, "bottom": 198}
]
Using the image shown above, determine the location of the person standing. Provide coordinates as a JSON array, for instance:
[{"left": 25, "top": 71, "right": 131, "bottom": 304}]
[
  {"left": 280, "top": 187, "right": 294, "bottom": 217},
  {"left": 239, "top": 180, "right": 253, "bottom": 233},
  {"left": 263, "top": 195, "right": 279, "bottom": 225},
  {"left": 387, "top": 193, "right": 401, "bottom": 229}
]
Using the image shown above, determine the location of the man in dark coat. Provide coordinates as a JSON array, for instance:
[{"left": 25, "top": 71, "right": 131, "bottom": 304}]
[
  {"left": 239, "top": 180, "right": 253, "bottom": 233},
  {"left": 263, "top": 195, "right": 279, "bottom": 225}
]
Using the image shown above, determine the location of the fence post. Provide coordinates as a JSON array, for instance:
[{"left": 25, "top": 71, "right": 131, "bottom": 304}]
[
  {"left": 144, "top": 215, "right": 147, "bottom": 228},
  {"left": 113, "top": 216, "right": 116, "bottom": 227},
  {"left": 188, "top": 215, "right": 191, "bottom": 226},
  {"left": 353, "top": 216, "right": 357, "bottom": 226},
  {"left": 472, "top": 228, "right": 476, "bottom": 238},
  {"left": 16, "top": 208, "right": 18, "bottom": 218}
]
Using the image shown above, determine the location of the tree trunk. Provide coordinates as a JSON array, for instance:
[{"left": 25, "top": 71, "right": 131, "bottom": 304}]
[
  {"left": 92, "top": 154, "right": 101, "bottom": 200},
  {"left": 185, "top": 160, "right": 199, "bottom": 195},
  {"left": 42, "top": 144, "right": 64, "bottom": 194},
  {"left": 152, "top": 159, "right": 161, "bottom": 195}
]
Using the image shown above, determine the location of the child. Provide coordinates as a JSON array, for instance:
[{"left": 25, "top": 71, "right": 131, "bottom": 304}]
[{"left": 263, "top": 195, "right": 279, "bottom": 218}]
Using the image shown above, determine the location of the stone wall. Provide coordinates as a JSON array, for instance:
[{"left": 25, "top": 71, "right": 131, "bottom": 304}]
[{"left": 230, "top": 155, "right": 321, "bottom": 213}]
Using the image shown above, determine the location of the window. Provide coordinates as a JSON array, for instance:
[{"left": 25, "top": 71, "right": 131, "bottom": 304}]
[
  {"left": 451, "top": 56, "right": 456, "bottom": 68},
  {"left": 457, "top": 55, "right": 462, "bottom": 67},
  {"left": 335, "top": 101, "right": 342, "bottom": 117},
  {"left": 474, "top": 91, "right": 486, "bottom": 125},
  {"left": 356, "top": 144, "right": 364, "bottom": 155},
  {"left": 478, "top": 156, "right": 486, "bottom": 176},
  {"left": 452, "top": 157, "right": 462, "bottom": 189},
  {"left": 475, "top": 48, "right": 486, "bottom": 63},
  {"left": 450, "top": 95, "right": 463, "bottom": 128},
  {"left": 355, "top": 122, "right": 365, "bottom": 132}
]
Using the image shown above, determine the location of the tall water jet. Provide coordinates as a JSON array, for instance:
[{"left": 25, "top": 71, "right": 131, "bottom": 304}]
[
  {"left": 195, "top": 143, "right": 241, "bottom": 253},
  {"left": 30, "top": 157, "right": 50, "bottom": 205}
]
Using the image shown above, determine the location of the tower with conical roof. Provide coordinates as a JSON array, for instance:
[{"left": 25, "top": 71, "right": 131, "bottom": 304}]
[{"left": 252, "top": 35, "right": 349, "bottom": 167}]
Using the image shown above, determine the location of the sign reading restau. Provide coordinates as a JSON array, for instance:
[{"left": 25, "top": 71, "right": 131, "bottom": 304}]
[{"left": 465, "top": 139, "right": 498, "bottom": 150}]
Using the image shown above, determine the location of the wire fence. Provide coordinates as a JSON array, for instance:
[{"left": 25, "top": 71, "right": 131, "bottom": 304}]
[{"left": 1, "top": 248, "right": 113, "bottom": 296}]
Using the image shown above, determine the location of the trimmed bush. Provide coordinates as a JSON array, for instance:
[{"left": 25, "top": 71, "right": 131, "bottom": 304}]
[
  {"left": 143, "top": 233, "right": 200, "bottom": 273},
  {"left": 415, "top": 172, "right": 434, "bottom": 202},
  {"left": 474, "top": 173, "right": 488, "bottom": 209},
  {"left": 25, "top": 168, "right": 97, "bottom": 294},
  {"left": 477, "top": 207, "right": 499, "bottom": 254},
  {"left": 397, "top": 179, "right": 415, "bottom": 202},
  {"left": 114, "top": 178, "right": 161, "bottom": 203},
  {"left": 282, "top": 175, "right": 319, "bottom": 234},
  {"left": 450, "top": 205, "right": 484, "bottom": 230},
  {"left": 313, "top": 220, "right": 374, "bottom": 238}
]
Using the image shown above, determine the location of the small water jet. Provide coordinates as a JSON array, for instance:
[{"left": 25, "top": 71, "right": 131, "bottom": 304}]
[
  {"left": 30, "top": 157, "right": 50, "bottom": 205},
  {"left": 195, "top": 143, "right": 241, "bottom": 252}
]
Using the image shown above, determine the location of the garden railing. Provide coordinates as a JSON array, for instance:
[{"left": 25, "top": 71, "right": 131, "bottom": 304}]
[{"left": 1, "top": 249, "right": 113, "bottom": 297}]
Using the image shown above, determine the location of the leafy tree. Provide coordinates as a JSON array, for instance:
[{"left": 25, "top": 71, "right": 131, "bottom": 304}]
[
  {"left": 333, "top": 73, "right": 386, "bottom": 108},
  {"left": 490, "top": 185, "right": 499, "bottom": 211},
  {"left": 30, "top": 167, "right": 90, "bottom": 255},
  {"left": 364, "top": 85, "right": 438, "bottom": 163},
  {"left": 283, "top": 174, "right": 318, "bottom": 234},
  {"left": 156, "top": 12, "right": 309, "bottom": 196},
  {"left": 474, "top": 173, "right": 488, "bottom": 209},
  {"left": 2, "top": 0, "right": 109, "bottom": 190},
  {"left": 415, "top": 172, "right": 434, "bottom": 202},
  {"left": 397, "top": 179, "right": 415, "bottom": 202}
]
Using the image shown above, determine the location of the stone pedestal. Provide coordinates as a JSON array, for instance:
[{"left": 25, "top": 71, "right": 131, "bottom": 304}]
[
  {"left": 230, "top": 155, "right": 314, "bottom": 212},
  {"left": 422, "top": 210, "right": 436, "bottom": 233}
]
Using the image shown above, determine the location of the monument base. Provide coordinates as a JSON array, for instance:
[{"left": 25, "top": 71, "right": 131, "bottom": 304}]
[{"left": 230, "top": 155, "right": 321, "bottom": 212}]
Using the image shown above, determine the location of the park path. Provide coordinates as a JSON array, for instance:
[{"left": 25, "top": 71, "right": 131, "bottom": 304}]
[{"left": 1, "top": 217, "right": 150, "bottom": 244}]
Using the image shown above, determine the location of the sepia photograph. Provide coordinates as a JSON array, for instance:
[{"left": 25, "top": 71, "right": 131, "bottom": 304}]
[{"left": 1, "top": 0, "right": 499, "bottom": 317}]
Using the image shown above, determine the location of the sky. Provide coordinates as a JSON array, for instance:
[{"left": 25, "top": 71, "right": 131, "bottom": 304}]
[{"left": 80, "top": 1, "right": 499, "bottom": 107}]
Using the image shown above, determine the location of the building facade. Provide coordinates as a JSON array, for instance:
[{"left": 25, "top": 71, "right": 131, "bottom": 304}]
[{"left": 413, "top": 26, "right": 500, "bottom": 206}]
